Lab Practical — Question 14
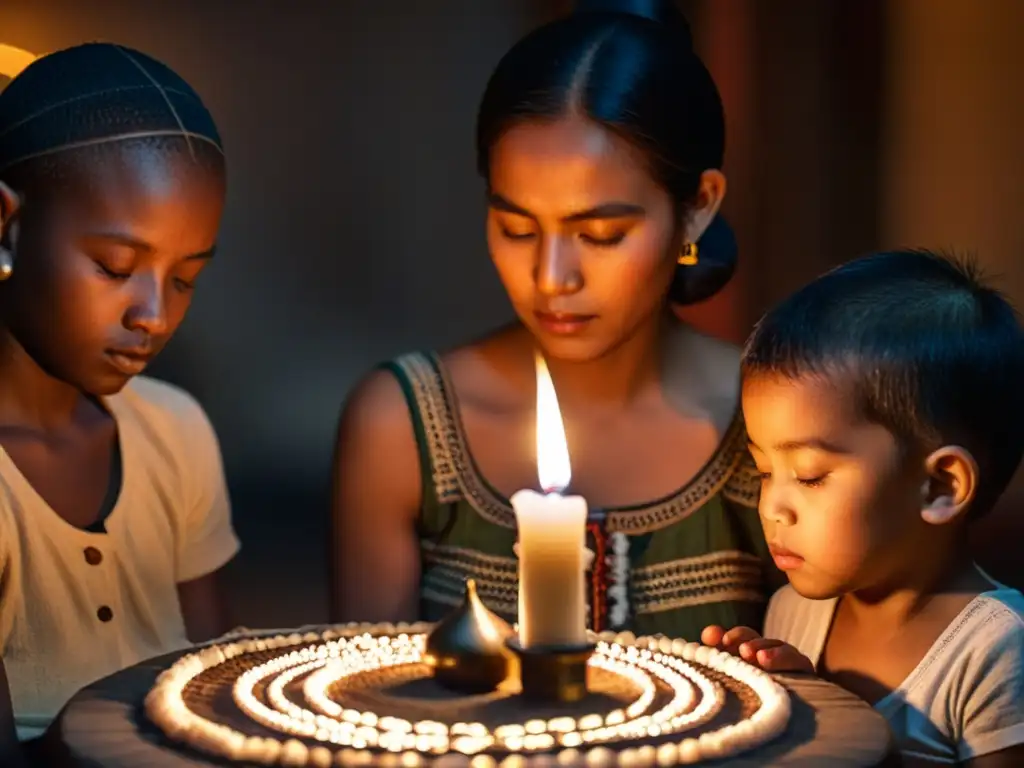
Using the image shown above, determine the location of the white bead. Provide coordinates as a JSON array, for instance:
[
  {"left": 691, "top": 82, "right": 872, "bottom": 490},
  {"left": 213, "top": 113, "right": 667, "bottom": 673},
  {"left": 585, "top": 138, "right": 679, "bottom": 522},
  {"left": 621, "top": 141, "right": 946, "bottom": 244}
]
[
  {"left": 255, "top": 738, "right": 282, "bottom": 765},
  {"left": 603, "top": 709, "right": 626, "bottom": 726},
  {"left": 615, "top": 631, "right": 637, "bottom": 646},
  {"left": 452, "top": 736, "right": 491, "bottom": 755},
  {"left": 633, "top": 745, "right": 657, "bottom": 767},
  {"left": 434, "top": 754, "right": 471, "bottom": 768},
  {"left": 655, "top": 742, "right": 678, "bottom": 767},
  {"left": 556, "top": 748, "right": 583, "bottom": 767},
  {"left": 560, "top": 732, "right": 583, "bottom": 748},
  {"left": 677, "top": 738, "right": 701, "bottom": 764},
  {"left": 694, "top": 644, "right": 712, "bottom": 666},
  {"left": 698, "top": 731, "right": 723, "bottom": 758},
  {"left": 547, "top": 717, "right": 576, "bottom": 733}
]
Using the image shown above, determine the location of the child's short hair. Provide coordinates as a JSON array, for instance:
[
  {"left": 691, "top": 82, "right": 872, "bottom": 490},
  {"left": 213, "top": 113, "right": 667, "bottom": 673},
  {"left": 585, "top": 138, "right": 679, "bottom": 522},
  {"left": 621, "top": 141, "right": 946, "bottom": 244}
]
[
  {"left": 742, "top": 249, "right": 1024, "bottom": 517},
  {"left": 0, "top": 42, "right": 224, "bottom": 185}
]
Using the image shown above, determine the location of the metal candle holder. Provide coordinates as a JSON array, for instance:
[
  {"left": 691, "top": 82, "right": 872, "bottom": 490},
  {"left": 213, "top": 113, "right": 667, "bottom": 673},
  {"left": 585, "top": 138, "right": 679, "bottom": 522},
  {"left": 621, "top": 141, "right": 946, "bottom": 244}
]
[
  {"left": 505, "top": 637, "right": 596, "bottom": 703},
  {"left": 426, "top": 578, "right": 595, "bottom": 703}
]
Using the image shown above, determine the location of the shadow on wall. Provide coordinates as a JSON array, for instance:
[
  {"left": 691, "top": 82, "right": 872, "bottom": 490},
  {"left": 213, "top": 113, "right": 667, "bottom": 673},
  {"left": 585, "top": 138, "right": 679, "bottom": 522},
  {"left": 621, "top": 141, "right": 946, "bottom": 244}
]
[{"left": 148, "top": 343, "right": 334, "bottom": 629}]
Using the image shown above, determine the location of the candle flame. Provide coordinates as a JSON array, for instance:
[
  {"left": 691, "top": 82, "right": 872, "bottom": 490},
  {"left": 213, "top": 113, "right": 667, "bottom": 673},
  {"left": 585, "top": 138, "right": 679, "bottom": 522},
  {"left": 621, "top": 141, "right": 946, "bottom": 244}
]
[{"left": 535, "top": 352, "right": 571, "bottom": 492}]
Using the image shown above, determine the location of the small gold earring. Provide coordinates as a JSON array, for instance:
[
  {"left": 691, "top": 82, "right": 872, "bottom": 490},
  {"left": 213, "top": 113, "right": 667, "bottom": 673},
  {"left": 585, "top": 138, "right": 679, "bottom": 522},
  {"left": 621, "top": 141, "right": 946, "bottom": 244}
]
[
  {"left": 0, "top": 250, "right": 13, "bottom": 281},
  {"left": 677, "top": 242, "right": 698, "bottom": 266}
]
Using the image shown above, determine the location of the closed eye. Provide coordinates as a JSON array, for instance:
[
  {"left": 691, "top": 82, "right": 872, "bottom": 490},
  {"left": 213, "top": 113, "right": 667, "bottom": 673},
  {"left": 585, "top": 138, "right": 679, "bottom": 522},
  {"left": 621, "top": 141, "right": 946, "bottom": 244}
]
[
  {"left": 580, "top": 232, "right": 626, "bottom": 247},
  {"left": 757, "top": 471, "right": 828, "bottom": 488},
  {"left": 500, "top": 227, "right": 535, "bottom": 242},
  {"left": 97, "top": 263, "right": 130, "bottom": 280},
  {"left": 796, "top": 475, "right": 828, "bottom": 488}
]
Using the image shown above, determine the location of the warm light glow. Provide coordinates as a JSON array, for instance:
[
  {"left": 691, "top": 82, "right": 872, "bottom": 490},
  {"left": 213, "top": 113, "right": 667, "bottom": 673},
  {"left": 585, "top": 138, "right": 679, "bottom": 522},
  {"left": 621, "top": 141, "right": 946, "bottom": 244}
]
[
  {"left": 146, "top": 625, "right": 792, "bottom": 764},
  {"left": 535, "top": 352, "right": 571, "bottom": 492},
  {"left": 0, "top": 44, "right": 36, "bottom": 80},
  {"left": 466, "top": 579, "right": 504, "bottom": 643}
]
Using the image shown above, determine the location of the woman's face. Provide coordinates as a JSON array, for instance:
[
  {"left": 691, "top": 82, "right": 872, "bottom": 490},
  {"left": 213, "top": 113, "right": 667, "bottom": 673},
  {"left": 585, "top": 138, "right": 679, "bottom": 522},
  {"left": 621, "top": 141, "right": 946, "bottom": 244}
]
[
  {"left": 0, "top": 142, "right": 225, "bottom": 395},
  {"left": 486, "top": 115, "right": 679, "bottom": 363}
]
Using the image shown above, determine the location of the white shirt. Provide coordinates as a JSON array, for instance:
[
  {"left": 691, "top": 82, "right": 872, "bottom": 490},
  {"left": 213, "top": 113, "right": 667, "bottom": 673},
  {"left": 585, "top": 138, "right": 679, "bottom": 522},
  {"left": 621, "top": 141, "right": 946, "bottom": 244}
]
[
  {"left": 0, "top": 377, "right": 240, "bottom": 740},
  {"left": 765, "top": 575, "right": 1024, "bottom": 763}
]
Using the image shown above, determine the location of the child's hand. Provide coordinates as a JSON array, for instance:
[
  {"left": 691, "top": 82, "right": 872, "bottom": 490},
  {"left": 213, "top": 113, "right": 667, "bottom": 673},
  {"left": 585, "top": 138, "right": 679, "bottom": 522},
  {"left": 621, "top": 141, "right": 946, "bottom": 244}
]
[{"left": 701, "top": 625, "right": 814, "bottom": 674}]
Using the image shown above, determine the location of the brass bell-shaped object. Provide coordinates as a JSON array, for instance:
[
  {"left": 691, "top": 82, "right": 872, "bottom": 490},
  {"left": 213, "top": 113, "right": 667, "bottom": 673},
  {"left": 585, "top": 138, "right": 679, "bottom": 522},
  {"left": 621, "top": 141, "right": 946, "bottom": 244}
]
[{"left": 424, "top": 579, "right": 515, "bottom": 694}]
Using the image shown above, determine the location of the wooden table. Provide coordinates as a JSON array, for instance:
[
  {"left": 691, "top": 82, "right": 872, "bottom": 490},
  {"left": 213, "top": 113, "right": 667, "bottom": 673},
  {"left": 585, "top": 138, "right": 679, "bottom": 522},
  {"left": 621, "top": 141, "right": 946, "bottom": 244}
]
[{"left": 40, "top": 643, "right": 893, "bottom": 767}]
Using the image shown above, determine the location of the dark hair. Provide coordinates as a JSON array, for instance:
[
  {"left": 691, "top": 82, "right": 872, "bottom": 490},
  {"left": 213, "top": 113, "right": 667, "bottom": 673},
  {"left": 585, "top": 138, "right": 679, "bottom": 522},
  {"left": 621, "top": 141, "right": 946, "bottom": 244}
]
[
  {"left": 0, "top": 42, "right": 224, "bottom": 189},
  {"left": 743, "top": 249, "right": 1024, "bottom": 517},
  {"left": 475, "top": 0, "right": 735, "bottom": 305}
]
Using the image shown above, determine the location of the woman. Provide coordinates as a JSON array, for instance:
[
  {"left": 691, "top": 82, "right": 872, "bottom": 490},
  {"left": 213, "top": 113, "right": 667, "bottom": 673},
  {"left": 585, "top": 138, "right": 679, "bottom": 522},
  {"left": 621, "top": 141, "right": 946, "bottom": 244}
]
[
  {"left": 0, "top": 43, "right": 238, "bottom": 763},
  {"left": 331, "top": 0, "right": 779, "bottom": 640}
]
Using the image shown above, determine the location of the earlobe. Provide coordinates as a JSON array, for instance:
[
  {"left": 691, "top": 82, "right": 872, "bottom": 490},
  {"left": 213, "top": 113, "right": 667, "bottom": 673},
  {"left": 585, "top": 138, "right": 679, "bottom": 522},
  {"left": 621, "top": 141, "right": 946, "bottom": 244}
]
[
  {"left": 0, "top": 182, "right": 20, "bottom": 220},
  {"left": 0, "top": 183, "right": 21, "bottom": 282},
  {"left": 0, "top": 181, "right": 22, "bottom": 242},
  {"left": 684, "top": 169, "right": 727, "bottom": 243},
  {"left": 920, "top": 446, "right": 978, "bottom": 525}
]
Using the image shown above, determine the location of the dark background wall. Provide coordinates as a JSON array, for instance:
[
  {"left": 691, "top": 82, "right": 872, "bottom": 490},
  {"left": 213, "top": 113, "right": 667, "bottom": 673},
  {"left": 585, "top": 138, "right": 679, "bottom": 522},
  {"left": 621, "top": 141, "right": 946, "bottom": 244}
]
[{"left": 1, "top": 0, "right": 1021, "bottom": 627}]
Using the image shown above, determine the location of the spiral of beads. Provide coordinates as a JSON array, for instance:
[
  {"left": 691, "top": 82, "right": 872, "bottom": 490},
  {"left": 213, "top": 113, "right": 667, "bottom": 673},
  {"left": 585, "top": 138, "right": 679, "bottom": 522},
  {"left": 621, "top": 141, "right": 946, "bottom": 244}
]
[{"left": 145, "top": 624, "right": 791, "bottom": 767}]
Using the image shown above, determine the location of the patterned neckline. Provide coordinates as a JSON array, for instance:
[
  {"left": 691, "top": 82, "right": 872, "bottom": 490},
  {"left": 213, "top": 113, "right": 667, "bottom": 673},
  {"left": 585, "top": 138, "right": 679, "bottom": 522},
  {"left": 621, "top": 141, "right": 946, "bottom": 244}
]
[{"left": 397, "top": 351, "right": 758, "bottom": 534}]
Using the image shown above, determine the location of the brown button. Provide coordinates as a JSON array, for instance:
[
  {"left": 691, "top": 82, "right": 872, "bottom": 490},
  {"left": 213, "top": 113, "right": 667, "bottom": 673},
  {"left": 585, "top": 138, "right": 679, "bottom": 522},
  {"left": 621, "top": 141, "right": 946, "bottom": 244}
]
[
  {"left": 84, "top": 547, "right": 103, "bottom": 566},
  {"left": 97, "top": 606, "right": 113, "bottom": 622}
]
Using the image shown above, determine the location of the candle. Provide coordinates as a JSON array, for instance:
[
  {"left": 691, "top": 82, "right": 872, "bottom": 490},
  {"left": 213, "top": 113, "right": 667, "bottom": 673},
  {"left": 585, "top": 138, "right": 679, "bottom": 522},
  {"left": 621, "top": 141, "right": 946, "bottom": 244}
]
[{"left": 511, "top": 353, "right": 588, "bottom": 648}]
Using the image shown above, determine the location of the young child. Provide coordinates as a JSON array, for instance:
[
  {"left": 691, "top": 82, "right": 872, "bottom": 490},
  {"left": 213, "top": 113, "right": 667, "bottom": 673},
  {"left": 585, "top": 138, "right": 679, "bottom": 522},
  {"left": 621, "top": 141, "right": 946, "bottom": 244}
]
[
  {"left": 0, "top": 43, "right": 239, "bottom": 762},
  {"left": 704, "top": 250, "right": 1024, "bottom": 766}
]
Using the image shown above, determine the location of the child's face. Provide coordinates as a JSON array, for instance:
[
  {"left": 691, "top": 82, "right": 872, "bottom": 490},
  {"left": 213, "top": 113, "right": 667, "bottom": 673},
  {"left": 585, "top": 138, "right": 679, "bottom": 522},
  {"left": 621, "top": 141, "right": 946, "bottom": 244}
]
[
  {"left": 2, "top": 143, "right": 225, "bottom": 395},
  {"left": 742, "top": 373, "right": 926, "bottom": 600}
]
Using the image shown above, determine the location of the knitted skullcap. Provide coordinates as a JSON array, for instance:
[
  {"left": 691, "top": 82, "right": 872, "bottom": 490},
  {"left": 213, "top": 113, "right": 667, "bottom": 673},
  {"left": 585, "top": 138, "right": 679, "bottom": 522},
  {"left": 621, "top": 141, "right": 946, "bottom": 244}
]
[{"left": 0, "top": 41, "right": 222, "bottom": 174}]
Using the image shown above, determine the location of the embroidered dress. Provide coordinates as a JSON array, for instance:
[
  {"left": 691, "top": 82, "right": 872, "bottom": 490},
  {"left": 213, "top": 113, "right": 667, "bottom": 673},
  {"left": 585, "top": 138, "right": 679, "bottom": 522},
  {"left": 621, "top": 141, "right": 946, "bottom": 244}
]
[{"left": 383, "top": 352, "right": 772, "bottom": 641}]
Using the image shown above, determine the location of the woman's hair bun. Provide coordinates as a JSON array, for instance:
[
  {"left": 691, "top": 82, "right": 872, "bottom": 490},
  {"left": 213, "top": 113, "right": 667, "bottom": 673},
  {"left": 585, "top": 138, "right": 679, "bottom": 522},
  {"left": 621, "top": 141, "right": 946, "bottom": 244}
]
[
  {"left": 669, "top": 214, "right": 738, "bottom": 305},
  {"left": 573, "top": 0, "right": 693, "bottom": 49}
]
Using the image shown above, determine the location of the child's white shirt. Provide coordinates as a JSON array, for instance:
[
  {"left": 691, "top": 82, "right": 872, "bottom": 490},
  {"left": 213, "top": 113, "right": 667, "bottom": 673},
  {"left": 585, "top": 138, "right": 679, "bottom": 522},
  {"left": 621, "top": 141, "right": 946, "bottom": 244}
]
[
  {"left": 0, "top": 377, "right": 240, "bottom": 740},
  {"left": 765, "top": 573, "right": 1024, "bottom": 763}
]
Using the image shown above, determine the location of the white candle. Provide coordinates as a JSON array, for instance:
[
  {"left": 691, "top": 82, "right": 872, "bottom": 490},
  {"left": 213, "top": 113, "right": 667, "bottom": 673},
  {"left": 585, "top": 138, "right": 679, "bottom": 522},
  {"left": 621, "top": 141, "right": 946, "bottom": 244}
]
[{"left": 511, "top": 353, "right": 588, "bottom": 648}]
